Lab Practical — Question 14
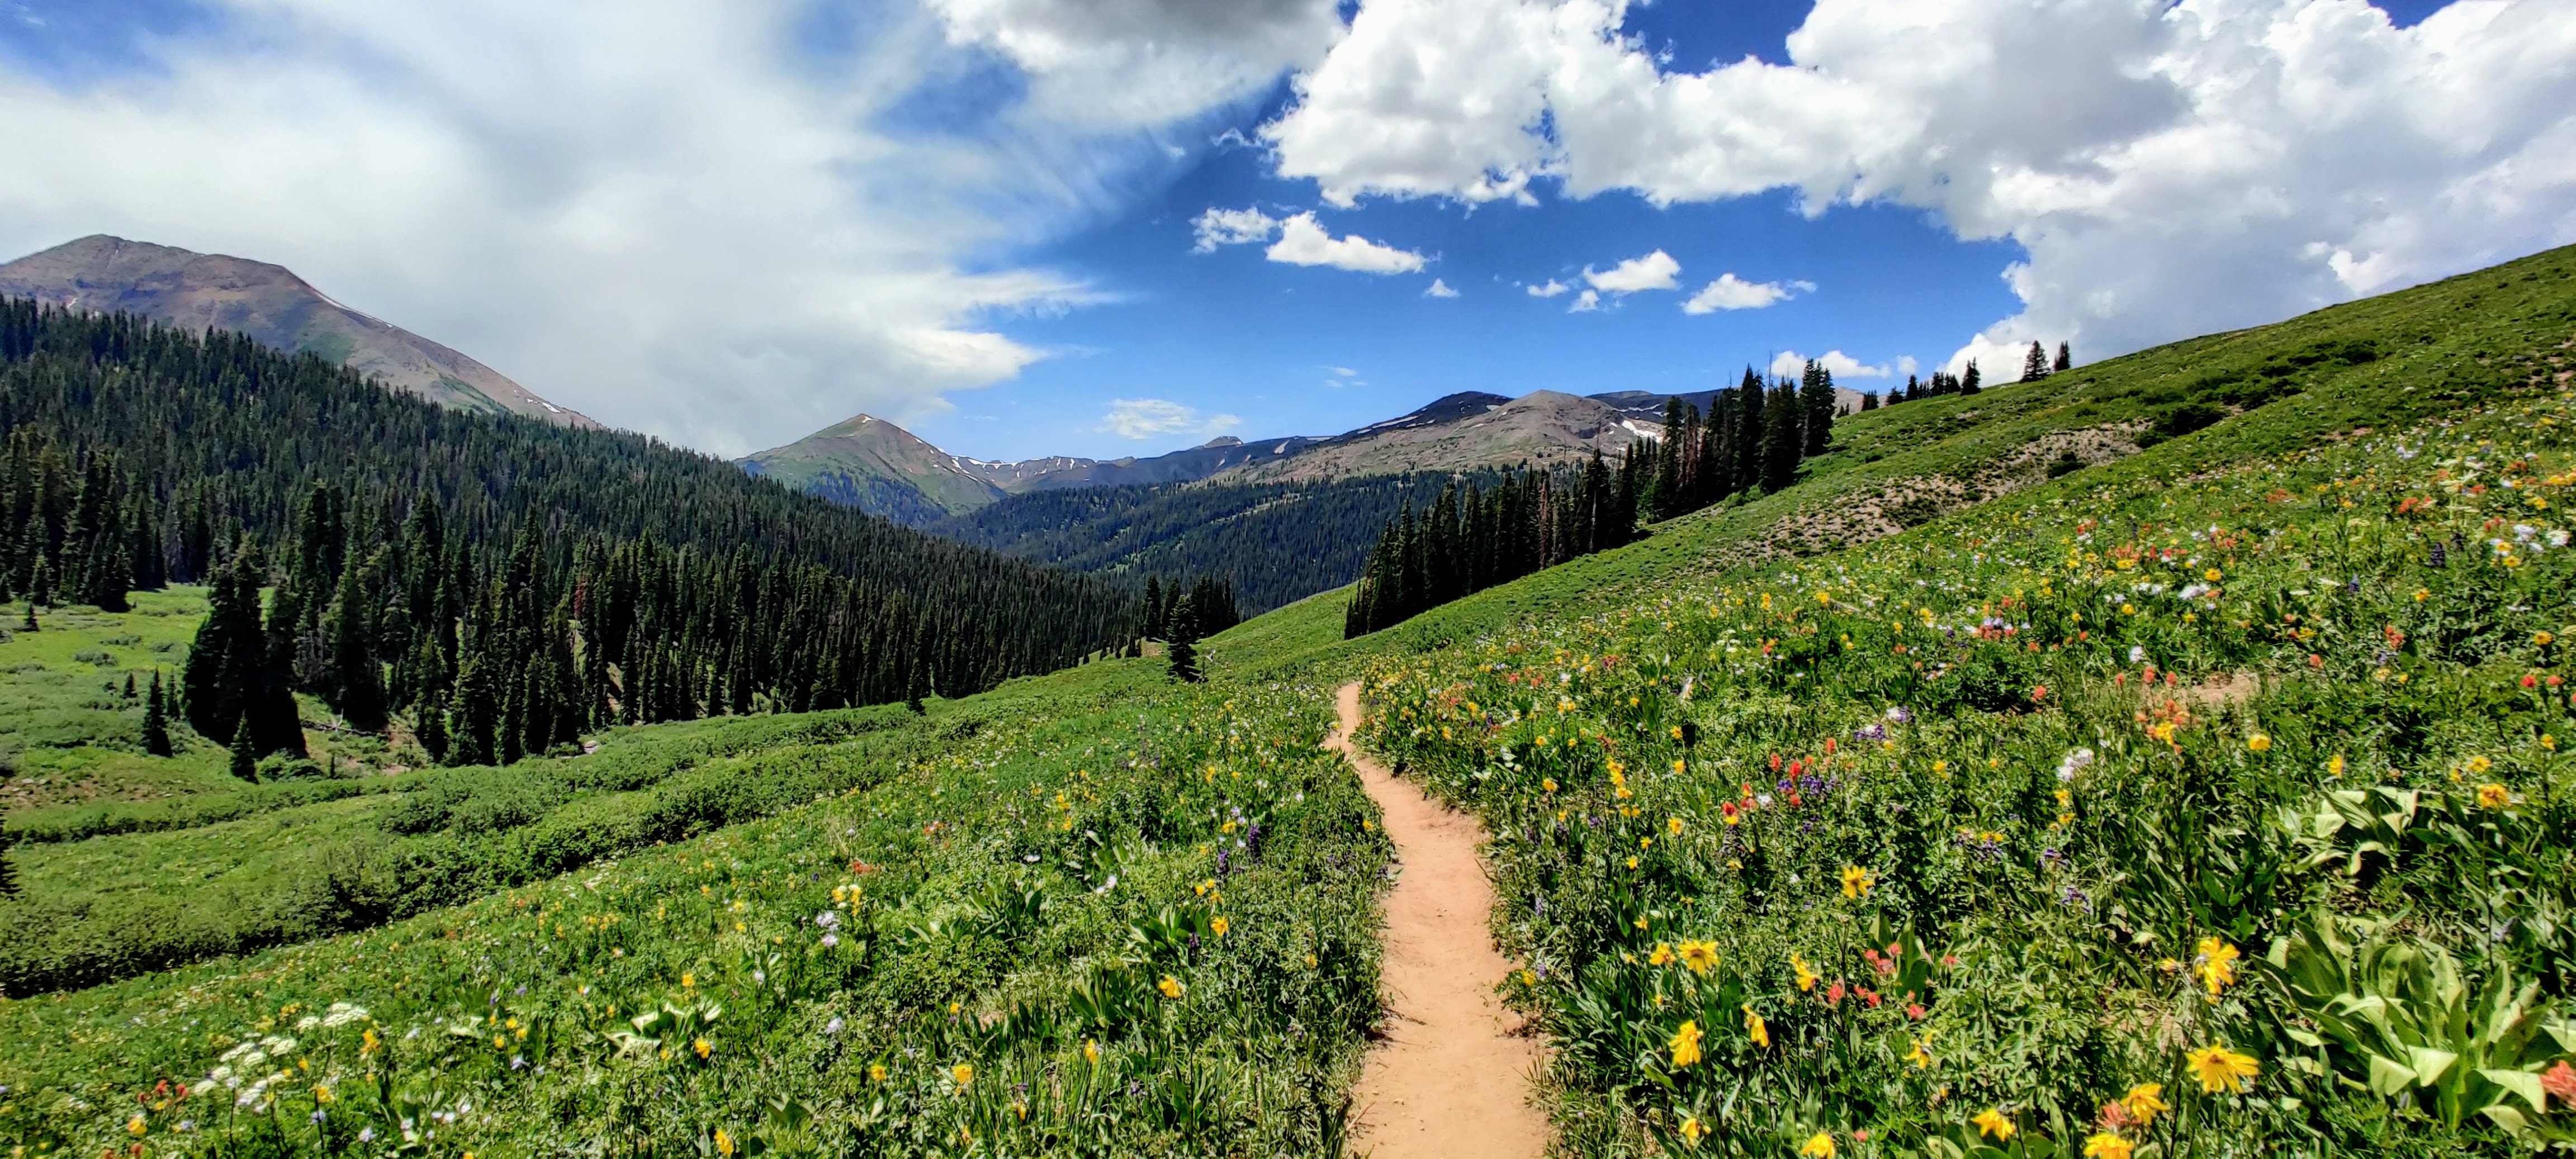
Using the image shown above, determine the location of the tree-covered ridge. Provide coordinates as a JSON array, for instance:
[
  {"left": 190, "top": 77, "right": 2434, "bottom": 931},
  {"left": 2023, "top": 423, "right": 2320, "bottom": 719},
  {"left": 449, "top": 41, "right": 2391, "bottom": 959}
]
[{"left": 0, "top": 299, "right": 1133, "bottom": 738}]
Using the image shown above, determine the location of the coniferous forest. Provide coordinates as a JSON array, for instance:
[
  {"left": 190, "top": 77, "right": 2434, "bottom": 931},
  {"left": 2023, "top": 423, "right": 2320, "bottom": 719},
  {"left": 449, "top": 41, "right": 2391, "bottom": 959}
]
[
  {"left": 0, "top": 300, "right": 1136, "bottom": 759},
  {"left": 1345, "top": 361, "right": 1859, "bottom": 637}
]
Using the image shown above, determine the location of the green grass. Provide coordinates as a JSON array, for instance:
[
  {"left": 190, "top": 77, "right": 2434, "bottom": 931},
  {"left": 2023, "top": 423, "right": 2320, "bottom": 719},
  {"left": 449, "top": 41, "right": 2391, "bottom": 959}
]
[
  {"left": 0, "top": 587, "right": 235, "bottom": 813},
  {"left": 2, "top": 243, "right": 2573, "bottom": 1156}
]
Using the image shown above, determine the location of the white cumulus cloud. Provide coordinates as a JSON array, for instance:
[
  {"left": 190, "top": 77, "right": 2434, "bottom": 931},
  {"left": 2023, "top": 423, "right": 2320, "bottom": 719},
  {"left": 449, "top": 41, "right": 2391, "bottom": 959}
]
[
  {"left": 1192, "top": 206, "right": 1282, "bottom": 251},
  {"left": 1104, "top": 397, "right": 1241, "bottom": 439},
  {"left": 1770, "top": 349, "right": 1891, "bottom": 379},
  {"left": 1265, "top": 0, "right": 2576, "bottom": 368},
  {"left": 1683, "top": 273, "right": 1812, "bottom": 314},
  {"left": 1569, "top": 288, "right": 1602, "bottom": 312},
  {"left": 1424, "top": 277, "right": 1460, "bottom": 297},
  {"left": 1527, "top": 278, "right": 1570, "bottom": 297},
  {"left": 1263, "top": 211, "right": 1428, "bottom": 273},
  {"left": 1583, "top": 248, "right": 1682, "bottom": 293}
]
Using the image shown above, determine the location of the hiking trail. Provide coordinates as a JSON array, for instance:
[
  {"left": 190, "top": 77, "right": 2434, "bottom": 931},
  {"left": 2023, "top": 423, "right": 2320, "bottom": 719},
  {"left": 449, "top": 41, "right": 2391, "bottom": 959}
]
[{"left": 1330, "top": 680, "right": 1549, "bottom": 1158}]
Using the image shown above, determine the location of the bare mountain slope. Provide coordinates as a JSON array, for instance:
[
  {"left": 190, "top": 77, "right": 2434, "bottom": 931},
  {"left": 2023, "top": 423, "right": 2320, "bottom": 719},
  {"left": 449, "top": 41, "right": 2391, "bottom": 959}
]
[
  {"left": 738, "top": 414, "right": 1008, "bottom": 524},
  {"left": 1216, "top": 390, "right": 1659, "bottom": 482},
  {"left": 0, "top": 235, "right": 595, "bottom": 428}
]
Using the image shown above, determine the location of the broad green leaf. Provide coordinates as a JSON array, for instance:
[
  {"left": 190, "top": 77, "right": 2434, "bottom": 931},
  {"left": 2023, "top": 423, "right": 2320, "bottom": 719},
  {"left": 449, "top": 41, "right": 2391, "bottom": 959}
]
[
  {"left": 2369, "top": 1052, "right": 2419, "bottom": 1095},
  {"left": 2480, "top": 1067, "right": 2549, "bottom": 1114},
  {"left": 2410, "top": 1045, "right": 2461, "bottom": 1087}
]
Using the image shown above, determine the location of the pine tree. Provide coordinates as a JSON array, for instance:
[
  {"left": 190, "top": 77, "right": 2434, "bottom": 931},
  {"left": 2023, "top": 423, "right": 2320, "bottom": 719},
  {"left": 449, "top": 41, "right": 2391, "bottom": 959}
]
[
  {"left": 1962, "top": 360, "right": 1982, "bottom": 395},
  {"left": 1141, "top": 576, "right": 1165, "bottom": 642},
  {"left": 2021, "top": 341, "right": 2051, "bottom": 383},
  {"left": 328, "top": 551, "right": 386, "bottom": 730},
  {"left": 229, "top": 714, "right": 259, "bottom": 782},
  {"left": 141, "top": 671, "right": 173, "bottom": 756},
  {"left": 416, "top": 692, "right": 451, "bottom": 763},
  {"left": 1735, "top": 369, "right": 1766, "bottom": 487},
  {"left": 18, "top": 601, "right": 33, "bottom": 633},
  {"left": 26, "top": 553, "right": 51, "bottom": 607},
  {"left": 1800, "top": 359, "right": 1836, "bottom": 455},
  {"left": 2053, "top": 341, "right": 2072, "bottom": 373},
  {"left": 1860, "top": 391, "right": 1879, "bottom": 411},
  {"left": 1760, "top": 383, "right": 1804, "bottom": 492}
]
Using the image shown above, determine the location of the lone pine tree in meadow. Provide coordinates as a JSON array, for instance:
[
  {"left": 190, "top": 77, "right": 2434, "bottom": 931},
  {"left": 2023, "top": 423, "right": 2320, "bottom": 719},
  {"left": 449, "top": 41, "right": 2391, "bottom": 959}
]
[
  {"left": 2021, "top": 340, "right": 2053, "bottom": 382},
  {"left": 2054, "top": 340, "right": 2073, "bottom": 372}
]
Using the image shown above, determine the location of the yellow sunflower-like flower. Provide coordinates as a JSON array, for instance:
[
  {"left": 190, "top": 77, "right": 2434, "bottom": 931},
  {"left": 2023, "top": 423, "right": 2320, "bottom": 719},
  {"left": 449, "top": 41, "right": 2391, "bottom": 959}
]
[
  {"left": 953, "top": 1063, "right": 975, "bottom": 1086},
  {"left": 2246, "top": 734, "right": 2272, "bottom": 753},
  {"left": 1792, "top": 953, "right": 1818, "bottom": 992},
  {"left": 1742, "top": 1004, "right": 1770, "bottom": 1049},
  {"left": 1972, "top": 1109, "right": 2015, "bottom": 1141},
  {"left": 1650, "top": 943, "right": 1677, "bottom": 967},
  {"left": 2195, "top": 937, "right": 2240, "bottom": 996},
  {"left": 1679, "top": 1117, "right": 1707, "bottom": 1144},
  {"left": 2187, "top": 1044, "right": 2260, "bottom": 1093},
  {"left": 1798, "top": 1132, "right": 1835, "bottom": 1158},
  {"left": 2479, "top": 782, "right": 2512, "bottom": 809},
  {"left": 1158, "top": 975, "right": 1184, "bottom": 1000},
  {"left": 2120, "top": 1083, "right": 2168, "bottom": 1125},
  {"left": 1669, "top": 1020, "right": 1704, "bottom": 1068},
  {"left": 2082, "top": 1133, "right": 2133, "bottom": 1159},
  {"left": 1678, "top": 940, "right": 1720, "bottom": 975},
  {"left": 1841, "top": 866, "right": 1874, "bottom": 899}
]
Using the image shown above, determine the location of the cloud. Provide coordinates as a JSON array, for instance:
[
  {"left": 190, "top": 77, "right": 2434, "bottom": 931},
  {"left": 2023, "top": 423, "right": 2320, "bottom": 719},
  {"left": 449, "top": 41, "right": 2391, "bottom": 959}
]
[
  {"left": 1263, "top": 211, "right": 1428, "bottom": 273},
  {"left": 1526, "top": 278, "right": 1570, "bottom": 298},
  {"left": 1424, "top": 277, "right": 1459, "bottom": 297},
  {"left": 1265, "top": 0, "right": 2576, "bottom": 368},
  {"left": 1192, "top": 206, "right": 1281, "bottom": 251},
  {"left": 1568, "top": 288, "right": 1602, "bottom": 312},
  {"left": 1682, "top": 273, "right": 1811, "bottom": 314},
  {"left": 1583, "top": 248, "right": 1681, "bottom": 293},
  {"left": 0, "top": 0, "right": 1262, "bottom": 457},
  {"left": 1770, "top": 349, "right": 1891, "bottom": 380},
  {"left": 1103, "top": 396, "right": 1241, "bottom": 439},
  {"left": 924, "top": 0, "right": 1344, "bottom": 131}
]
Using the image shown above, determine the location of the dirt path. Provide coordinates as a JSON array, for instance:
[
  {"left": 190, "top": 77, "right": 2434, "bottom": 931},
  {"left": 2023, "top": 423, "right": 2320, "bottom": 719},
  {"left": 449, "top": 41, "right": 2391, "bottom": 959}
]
[{"left": 1330, "top": 681, "right": 1549, "bottom": 1158}]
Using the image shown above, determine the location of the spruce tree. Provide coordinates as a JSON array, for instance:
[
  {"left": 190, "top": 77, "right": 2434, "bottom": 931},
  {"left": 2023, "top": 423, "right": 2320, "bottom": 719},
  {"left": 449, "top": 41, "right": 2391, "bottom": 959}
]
[
  {"left": 1962, "top": 360, "right": 1982, "bottom": 394},
  {"left": 2054, "top": 341, "right": 2072, "bottom": 372},
  {"left": 19, "top": 601, "right": 34, "bottom": 633},
  {"left": 1760, "top": 383, "right": 1804, "bottom": 492},
  {"left": 1860, "top": 391, "right": 1879, "bottom": 411},
  {"left": 328, "top": 553, "right": 386, "bottom": 730},
  {"left": 1734, "top": 369, "right": 1766, "bottom": 487},
  {"left": 2021, "top": 341, "right": 2051, "bottom": 383},
  {"left": 416, "top": 692, "right": 451, "bottom": 763},
  {"left": 229, "top": 714, "right": 259, "bottom": 782},
  {"left": 1141, "top": 576, "right": 1165, "bottom": 641},
  {"left": 1800, "top": 360, "right": 1836, "bottom": 456},
  {"left": 142, "top": 671, "right": 173, "bottom": 756}
]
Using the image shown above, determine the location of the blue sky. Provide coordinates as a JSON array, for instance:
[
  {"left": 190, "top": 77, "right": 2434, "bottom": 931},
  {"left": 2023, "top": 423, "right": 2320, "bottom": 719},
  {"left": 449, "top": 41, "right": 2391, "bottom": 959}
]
[{"left": 0, "top": 0, "right": 2556, "bottom": 463}]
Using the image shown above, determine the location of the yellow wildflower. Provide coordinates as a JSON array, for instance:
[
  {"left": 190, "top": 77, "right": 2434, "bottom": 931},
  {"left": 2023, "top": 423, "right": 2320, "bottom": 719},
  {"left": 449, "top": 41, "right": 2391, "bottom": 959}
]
[
  {"left": 2195, "top": 937, "right": 2239, "bottom": 995},
  {"left": 2467, "top": 755, "right": 2493, "bottom": 775},
  {"left": 1650, "top": 943, "right": 1676, "bottom": 967},
  {"left": 1210, "top": 916, "right": 1231, "bottom": 937},
  {"left": 1841, "top": 866, "right": 1874, "bottom": 899},
  {"left": 953, "top": 1063, "right": 975, "bottom": 1086},
  {"left": 715, "top": 1128, "right": 736, "bottom": 1157},
  {"left": 869, "top": 1062, "right": 888, "bottom": 1082},
  {"left": 2187, "top": 1044, "right": 2260, "bottom": 1093},
  {"left": 1743, "top": 1004, "right": 1770, "bottom": 1048},
  {"left": 2083, "top": 1133, "right": 2133, "bottom": 1159},
  {"left": 127, "top": 1115, "right": 147, "bottom": 1136},
  {"left": 1798, "top": 1132, "right": 1835, "bottom": 1158},
  {"left": 1678, "top": 940, "right": 1719, "bottom": 975},
  {"left": 1972, "top": 1109, "right": 2015, "bottom": 1141},
  {"left": 1906, "top": 1033, "right": 1937, "bottom": 1068},
  {"left": 1669, "top": 816, "right": 1685, "bottom": 836},
  {"left": 1680, "top": 1117, "right": 1707, "bottom": 1144},
  {"left": 1792, "top": 953, "right": 1818, "bottom": 992},
  {"left": 2246, "top": 734, "right": 2271, "bottom": 753},
  {"left": 2120, "top": 1083, "right": 2168, "bottom": 1126},
  {"left": 1669, "top": 1020, "right": 1704, "bottom": 1067},
  {"left": 693, "top": 1037, "right": 712, "bottom": 1060},
  {"left": 1158, "top": 975, "right": 1184, "bottom": 999},
  {"left": 1541, "top": 777, "right": 1557, "bottom": 793},
  {"left": 1084, "top": 1040, "right": 1100, "bottom": 1064},
  {"left": 2479, "top": 782, "right": 2511, "bottom": 808}
]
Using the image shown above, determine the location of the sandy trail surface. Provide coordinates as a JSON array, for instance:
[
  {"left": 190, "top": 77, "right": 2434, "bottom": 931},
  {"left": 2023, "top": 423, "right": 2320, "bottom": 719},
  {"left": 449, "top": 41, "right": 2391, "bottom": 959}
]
[{"left": 1330, "top": 681, "right": 1549, "bottom": 1158}]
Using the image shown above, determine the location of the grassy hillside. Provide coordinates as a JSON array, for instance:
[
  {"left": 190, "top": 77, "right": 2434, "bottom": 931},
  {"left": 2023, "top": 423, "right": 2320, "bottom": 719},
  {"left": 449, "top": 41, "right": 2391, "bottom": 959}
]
[{"left": 3, "top": 243, "right": 2573, "bottom": 1156}]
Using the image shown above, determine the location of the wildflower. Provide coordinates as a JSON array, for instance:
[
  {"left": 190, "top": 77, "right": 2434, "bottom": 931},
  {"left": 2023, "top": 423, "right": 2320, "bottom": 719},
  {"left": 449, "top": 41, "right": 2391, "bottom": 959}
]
[
  {"left": 1651, "top": 943, "right": 1677, "bottom": 967},
  {"left": 129, "top": 1115, "right": 147, "bottom": 1136},
  {"left": 2083, "top": 1133, "right": 2133, "bottom": 1159},
  {"left": 2479, "top": 782, "right": 2512, "bottom": 808},
  {"left": 1743, "top": 1004, "right": 1770, "bottom": 1048},
  {"left": 693, "top": 1037, "right": 712, "bottom": 1060},
  {"left": 1906, "top": 1032, "right": 1937, "bottom": 1068},
  {"left": 2186, "top": 1044, "right": 2260, "bottom": 1093},
  {"left": 1841, "top": 866, "right": 1874, "bottom": 899},
  {"left": 869, "top": 1062, "right": 888, "bottom": 1082},
  {"left": 1792, "top": 954, "right": 1818, "bottom": 992},
  {"left": 1158, "top": 975, "right": 1184, "bottom": 999},
  {"left": 1669, "top": 816, "right": 1685, "bottom": 837},
  {"left": 1799, "top": 1132, "right": 1835, "bottom": 1158},
  {"left": 715, "top": 1128, "right": 736, "bottom": 1157},
  {"left": 953, "top": 1063, "right": 974, "bottom": 1086},
  {"left": 1541, "top": 777, "right": 1557, "bottom": 793},
  {"left": 2120, "top": 1084, "right": 2168, "bottom": 1125},
  {"left": 2327, "top": 754, "right": 2346, "bottom": 777},
  {"left": 681, "top": 973, "right": 696, "bottom": 989},
  {"left": 2246, "top": 734, "right": 2272, "bottom": 753},
  {"left": 1669, "top": 1020, "right": 1704, "bottom": 1067},
  {"left": 1680, "top": 1117, "right": 1707, "bottom": 1144},
  {"left": 2195, "top": 938, "right": 2239, "bottom": 995},
  {"left": 2541, "top": 1060, "right": 2576, "bottom": 1106},
  {"left": 1972, "top": 1109, "right": 2016, "bottom": 1141},
  {"left": 2467, "top": 754, "right": 2494, "bottom": 775},
  {"left": 1211, "top": 916, "right": 1231, "bottom": 937},
  {"left": 1678, "top": 940, "right": 1719, "bottom": 975}
]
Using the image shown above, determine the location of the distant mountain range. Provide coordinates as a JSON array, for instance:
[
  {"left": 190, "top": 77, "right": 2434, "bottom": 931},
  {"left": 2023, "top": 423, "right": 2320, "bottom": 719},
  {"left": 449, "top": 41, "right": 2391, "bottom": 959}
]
[
  {"left": 738, "top": 388, "right": 1703, "bottom": 526},
  {"left": 0, "top": 235, "right": 595, "bottom": 428}
]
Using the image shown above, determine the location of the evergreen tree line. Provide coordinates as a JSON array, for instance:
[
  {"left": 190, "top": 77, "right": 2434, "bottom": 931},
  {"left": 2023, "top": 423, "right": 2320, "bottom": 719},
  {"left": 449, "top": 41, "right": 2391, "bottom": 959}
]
[
  {"left": 0, "top": 299, "right": 1136, "bottom": 762},
  {"left": 1347, "top": 357, "right": 1883, "bottom": 638},
  {"left": 1135, "top": 573, "right": 1239, "bottom": 684},
  {"left": 929, "top": 472, "right": 1486, "bottom": 615},
  {"left": 1343, "top": 448, "right": 1646, "bottom": 638}
]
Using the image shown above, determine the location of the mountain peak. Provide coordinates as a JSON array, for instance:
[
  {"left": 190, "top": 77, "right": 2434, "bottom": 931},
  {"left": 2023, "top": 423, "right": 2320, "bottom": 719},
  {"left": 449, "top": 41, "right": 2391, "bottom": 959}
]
[{"left": 0, "top": 235, "right": 596, "bottom": 428}]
